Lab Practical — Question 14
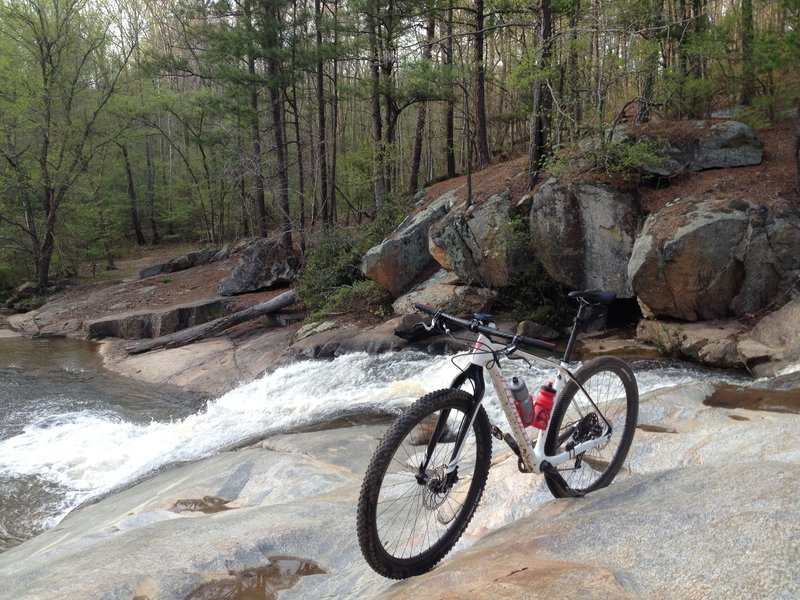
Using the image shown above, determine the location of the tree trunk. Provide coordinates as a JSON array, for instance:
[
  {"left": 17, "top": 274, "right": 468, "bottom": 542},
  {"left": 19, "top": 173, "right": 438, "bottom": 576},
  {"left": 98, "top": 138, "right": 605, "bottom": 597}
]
[
  {"left": 36, "top": 204, "right": 57, "bottom": 291},
  {"left": 289, "top": 84, "right": 306, "bottom": 250},
  {"left": 119, "top": 143, "right": 147, "bottom": 246},
  {"left": 329, "top": 3, "right": 339, "bottom": 226},
  {"left": 527, "top": 0, "right": 554, "bottom": 188},
  {"left": 316, "top": 0, "right": 330, "bottom": 227},
  {"left": 269, "top": 75, "right": 293, "bottom": 250},
  {"left": 566, "top": 0, "right": 581, "bottom": 137},
  {"left": 474, "top": 0, "right": 491, "bottom": 168},
  {"left": 409, "top": 17, "right": 434, "bottom": 193},
  {"left": 369, "top": 11, "right": 387, "bottom": 211},
  {"left": 445, "top": 1, "right": 457, "bottom": 178},
  {"left": 145, "top": 137, "right": 161, "bottom": 245},
  {"left": 125, "top": 290, "right": 297, "bottom": 354},
  {"left": 244, "top": 0, "right": 268, "bottom": 237},
  {"left": 636, "top": 0, "right": 663, "bottom": 125},
  {"left": 740, "top": 0, "right": 755, "bottom": 104},
  {"left": 795, "top": 99, "right": 800, "bottom": 194}
]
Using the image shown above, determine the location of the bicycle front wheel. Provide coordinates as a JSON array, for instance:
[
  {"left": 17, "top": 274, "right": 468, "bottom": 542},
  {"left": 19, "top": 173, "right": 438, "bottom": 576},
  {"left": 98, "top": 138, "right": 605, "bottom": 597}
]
[
  {"left": 543, "top": 356, "right": 638, "bottom": 497},
  {"left": 356, "top": 388, "right": 491, "bottom": 579}
]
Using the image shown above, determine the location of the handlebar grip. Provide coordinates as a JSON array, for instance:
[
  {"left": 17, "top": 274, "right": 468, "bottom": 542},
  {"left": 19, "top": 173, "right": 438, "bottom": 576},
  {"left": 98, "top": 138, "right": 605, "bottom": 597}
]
[
  {"left": 414, "top": 302, "right": 438, "bottom": 315},
  {"left": 517, "top": 335, "right": 557, "bottom": 352}
]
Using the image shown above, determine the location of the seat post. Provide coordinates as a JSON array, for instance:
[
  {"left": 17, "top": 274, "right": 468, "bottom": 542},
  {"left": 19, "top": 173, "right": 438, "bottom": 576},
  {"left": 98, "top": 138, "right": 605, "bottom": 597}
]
[{"left": 562, "top": 302, "right": 589, "bottom": 363}]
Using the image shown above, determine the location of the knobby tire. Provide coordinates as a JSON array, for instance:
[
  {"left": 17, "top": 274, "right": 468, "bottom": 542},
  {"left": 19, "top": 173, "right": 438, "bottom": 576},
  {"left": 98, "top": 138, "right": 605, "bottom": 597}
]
[
  {"left": 356, "top": 388, "right": 491, "bottom": 579},
  {"left": 543, "top": 356, "right": 638, "bottom": 497}
]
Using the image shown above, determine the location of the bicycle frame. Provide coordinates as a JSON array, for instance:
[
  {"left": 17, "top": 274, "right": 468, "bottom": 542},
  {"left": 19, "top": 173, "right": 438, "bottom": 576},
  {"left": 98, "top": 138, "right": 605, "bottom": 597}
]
[{"left": 441, "top": 333, "right": 612, "bottom": 475}]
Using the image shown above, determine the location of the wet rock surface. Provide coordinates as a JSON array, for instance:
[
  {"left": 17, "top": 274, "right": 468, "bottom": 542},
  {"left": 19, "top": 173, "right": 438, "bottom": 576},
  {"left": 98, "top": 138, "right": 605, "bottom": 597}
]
[{"left": 1, "top": 383, "right": 797, "bottom": 599}]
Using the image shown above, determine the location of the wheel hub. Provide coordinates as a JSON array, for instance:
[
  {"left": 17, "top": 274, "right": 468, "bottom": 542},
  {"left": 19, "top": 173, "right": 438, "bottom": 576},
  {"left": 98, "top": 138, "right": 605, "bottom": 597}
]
[
  {"left": 572, "top": 412, "right": 603, "bottom": 444},
  {"left": 419, "top": 467, "right": 459, "bottom": 510}
]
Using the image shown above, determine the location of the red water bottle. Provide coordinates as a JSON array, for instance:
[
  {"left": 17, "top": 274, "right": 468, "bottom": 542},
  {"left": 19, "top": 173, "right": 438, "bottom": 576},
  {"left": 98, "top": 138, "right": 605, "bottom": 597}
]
[{"left": 532, "top": 382, "right": 556, "bottom": 430}]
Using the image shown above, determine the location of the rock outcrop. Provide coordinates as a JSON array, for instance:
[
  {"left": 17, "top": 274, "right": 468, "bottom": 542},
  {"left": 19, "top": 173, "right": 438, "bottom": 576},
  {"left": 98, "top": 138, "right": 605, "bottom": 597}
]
[
  {"left": 87, "top": 298, "right": 232, "bottom": 340},
  {"left": 629, "top": 196, "right": 800, "bottom": 320},
  {"left": 428, "top": 192, "right": 517, "bottom": 288},
  {"left": 688, "top": 120, "right": 764, "bottom": 170},
  {"left": 361, "top": 192, "right": 455, "bottom": 296},
  {"left": 628, "top": 120, "right": 764, "bottom": 178},
  {"left": 139, "top": 247, "right": 221, "bottom": 279},
  {"left": 391, "top": 269, "right": 497, "bottom": 317},
  {"left": 529, "top": 179, "right": 641, "bottom": 297},
  {"left": 0, "top": 383, "right": 797, "bottom": 599},
  {"left": 736, "top": 297, "right": 800, "bottom": 377},
  {"left": 219, "top": 239, "right": 299, "bottom": 295}
]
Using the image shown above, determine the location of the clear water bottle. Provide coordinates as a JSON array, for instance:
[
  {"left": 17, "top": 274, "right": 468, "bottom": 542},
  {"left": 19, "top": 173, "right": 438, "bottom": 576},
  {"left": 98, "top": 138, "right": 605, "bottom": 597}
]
[{"left": 509, "top": 376, "right": 533, "bottom": 426}]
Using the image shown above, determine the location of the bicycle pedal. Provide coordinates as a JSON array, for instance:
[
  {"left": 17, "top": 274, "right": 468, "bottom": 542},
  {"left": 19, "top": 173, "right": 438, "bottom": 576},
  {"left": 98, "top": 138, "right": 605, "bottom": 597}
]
[{"left": 490, "top": 425, "right": 505, "bottom": 441}]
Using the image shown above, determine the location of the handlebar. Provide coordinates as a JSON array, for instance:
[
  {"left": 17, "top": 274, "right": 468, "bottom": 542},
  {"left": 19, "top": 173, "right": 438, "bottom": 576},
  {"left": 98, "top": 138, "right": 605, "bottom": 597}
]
[{"left": 414, "top": 302, "right": 557, "bottom": 353}]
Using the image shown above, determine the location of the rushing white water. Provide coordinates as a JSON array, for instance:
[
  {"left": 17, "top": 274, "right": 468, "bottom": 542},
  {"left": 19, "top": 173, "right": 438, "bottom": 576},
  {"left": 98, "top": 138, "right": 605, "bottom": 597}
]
[{"left": 0, "top": 349, "right": 744, "bottom": 535}]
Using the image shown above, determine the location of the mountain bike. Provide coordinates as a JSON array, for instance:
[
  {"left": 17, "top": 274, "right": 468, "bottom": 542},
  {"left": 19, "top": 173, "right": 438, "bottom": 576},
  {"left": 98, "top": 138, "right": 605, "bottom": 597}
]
[{"left": 356, "top": 290, "right": 639, "bottom": 579}]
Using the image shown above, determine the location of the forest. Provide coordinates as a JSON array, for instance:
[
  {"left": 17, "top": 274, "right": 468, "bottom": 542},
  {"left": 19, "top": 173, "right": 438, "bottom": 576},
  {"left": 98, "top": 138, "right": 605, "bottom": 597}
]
[{"left": 0, "top": 0, "right": 798, "bottom": 300}]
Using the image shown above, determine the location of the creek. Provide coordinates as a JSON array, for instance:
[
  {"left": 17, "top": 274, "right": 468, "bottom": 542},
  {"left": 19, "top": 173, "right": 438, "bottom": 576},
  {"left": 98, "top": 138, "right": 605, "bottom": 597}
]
[{"left": 0, "top": 335, "right": 747, "bottom": 552}]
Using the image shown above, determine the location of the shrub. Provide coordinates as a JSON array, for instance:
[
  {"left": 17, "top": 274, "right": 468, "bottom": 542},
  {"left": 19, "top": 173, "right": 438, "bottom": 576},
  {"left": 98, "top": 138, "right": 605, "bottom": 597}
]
[
  {"left": 322, "top": 280, "right": 393, "bottom": 319},
  {"left": 547, "top": 135, "right": 664, "bottom": 185},
  {"left": 294, "top": 229, "right": 368, "bottom": 313}
]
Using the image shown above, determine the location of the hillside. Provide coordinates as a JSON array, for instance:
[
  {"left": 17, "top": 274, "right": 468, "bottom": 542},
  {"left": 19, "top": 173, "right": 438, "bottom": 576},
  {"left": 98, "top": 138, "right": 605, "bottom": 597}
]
[{"left": 4, "top": 117, "right": 798, "bottom": 323}]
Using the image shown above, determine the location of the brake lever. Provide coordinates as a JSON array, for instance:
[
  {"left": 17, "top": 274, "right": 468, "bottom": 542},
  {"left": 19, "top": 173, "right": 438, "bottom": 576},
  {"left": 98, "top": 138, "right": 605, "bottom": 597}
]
[{"left": 421, "top": 313, "right": 449, "bottom": 335}]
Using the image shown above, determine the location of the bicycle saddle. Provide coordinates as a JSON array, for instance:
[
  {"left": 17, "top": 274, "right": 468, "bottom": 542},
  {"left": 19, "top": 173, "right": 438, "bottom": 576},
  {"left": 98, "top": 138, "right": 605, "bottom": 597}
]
[
  {"left": 568, "top": 290, "right": 616, "bottom": 305},
  {"left": 473, "top": 313, "right": 496, "bottom": 325}
]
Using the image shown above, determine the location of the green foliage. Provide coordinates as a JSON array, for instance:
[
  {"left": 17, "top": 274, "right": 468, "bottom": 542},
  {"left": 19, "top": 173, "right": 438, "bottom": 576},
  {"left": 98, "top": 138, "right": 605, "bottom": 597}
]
[
  {"left": 322, "top": 280, "right": 393, "bottom": 319},
  {"left": 594, "top": 138, "right": 663, "bottom": 181},
  {"left": 0, "top": 263, "right": 14, "bottom": 297},
  {"left": 548, "top": 136, "right": 664, "bottom": 184},
  {"left": 12, "top": 294, "right": 46, "bottom": 312},
  {"left": 295, "top": 219, "right": 404, "bottom": 319},
  {"left": 676, "top": 76, "right": 718, "bottom": 118},
  {"left": 294, "top": 229, "right": 368, "bottom": 312},
  {"left": 495, "top": 217, "right": 571, "bottom": 328},
  {"left": 365, "top": 192, "right": 415, "bottom": 247}
]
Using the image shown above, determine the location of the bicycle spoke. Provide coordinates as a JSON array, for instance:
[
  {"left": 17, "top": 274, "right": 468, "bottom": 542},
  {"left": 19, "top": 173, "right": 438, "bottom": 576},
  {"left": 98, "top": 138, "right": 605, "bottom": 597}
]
[{"left": 358, "top": 390, "right": 491, "bottom": 576}]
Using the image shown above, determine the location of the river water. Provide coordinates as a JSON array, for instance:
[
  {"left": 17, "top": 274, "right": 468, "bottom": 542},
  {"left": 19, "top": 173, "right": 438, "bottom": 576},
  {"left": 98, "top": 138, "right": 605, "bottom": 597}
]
[{"left": 0, "top": 335, "right": 745, "bottom": 553}]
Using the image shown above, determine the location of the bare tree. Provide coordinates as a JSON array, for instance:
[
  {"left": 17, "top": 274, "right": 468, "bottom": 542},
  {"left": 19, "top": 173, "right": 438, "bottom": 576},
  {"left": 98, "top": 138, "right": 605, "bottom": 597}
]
[
  {"left": 0, "top": 0, "right": 134, "bottom": 290},
  {"left": 527, "top": 0, "right": 554, "bottom": 188}
]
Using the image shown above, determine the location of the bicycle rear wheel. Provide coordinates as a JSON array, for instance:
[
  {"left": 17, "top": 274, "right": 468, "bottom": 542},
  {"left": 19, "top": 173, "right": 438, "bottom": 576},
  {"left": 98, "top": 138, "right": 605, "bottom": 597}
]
[
  {"left": 357, "top": 388, "right": 491, "bottom": 579},
  {"left": 543, "top": 356, "right": 638, "bottom": 498}
]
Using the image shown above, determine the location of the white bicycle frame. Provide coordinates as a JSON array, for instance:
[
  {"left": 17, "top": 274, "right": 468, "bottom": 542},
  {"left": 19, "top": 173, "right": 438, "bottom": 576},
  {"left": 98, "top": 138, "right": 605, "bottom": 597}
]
[{"left": 448, "top": 332, "right": 612, "bottom": 475}]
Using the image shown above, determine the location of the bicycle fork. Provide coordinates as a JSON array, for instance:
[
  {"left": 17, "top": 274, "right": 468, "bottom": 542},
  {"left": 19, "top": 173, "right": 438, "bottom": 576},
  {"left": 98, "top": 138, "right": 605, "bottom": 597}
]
[{"left": 417, "top": 362, "right": 486, "bottom": 486}]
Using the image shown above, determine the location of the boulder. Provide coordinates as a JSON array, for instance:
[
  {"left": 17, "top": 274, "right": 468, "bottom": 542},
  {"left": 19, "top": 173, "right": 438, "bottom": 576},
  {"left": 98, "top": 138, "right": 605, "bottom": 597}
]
[
  {"left": 612, "top": 120, "right": 763, "bottom": 178},
  {"left": 139, "top": 262, "right": 166, "bottom": 278},
  {"left": 636, "top": 319, "right": 748, "bottom": 367},
  {"left": 428, "top": 192, "right": 515, "bottom": 288},
  {"left": 529, "top": 179, "right": 641, "bottom": 297},
  {"left": 219, "top": 239, "right": 299, "bottom": 296},
  {"left": 629, "top": 197, "right": 800, "bottom": 320},
  {"left": 87, "top": 298, "right": 233, "bottom": 340},
  {"left": 391, "top": 269, "right": 497, "bottom": 317},
  {"left": 690, "top": 120, "right": 764, "bottom": 171},
  {"left": 737, "top": 297, "right": 800, "bottom": 377},
  {"left": 361, "top": 192, "right": 455, "bottom": 296},
  {"left": 140, "top": 247, "right": 220, "bottom": 278},
  {"left": 516, "top": 320, "right": 559, "bottom": 341},
  {"left": 2, "top": 281, "right": 40, "bottom": 310}
]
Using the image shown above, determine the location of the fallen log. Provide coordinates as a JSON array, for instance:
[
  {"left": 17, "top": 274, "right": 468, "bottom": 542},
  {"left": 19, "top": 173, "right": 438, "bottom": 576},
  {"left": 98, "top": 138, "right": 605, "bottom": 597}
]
[{"left": 125, "top": 289, "right": 296, "bottom": 354}]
